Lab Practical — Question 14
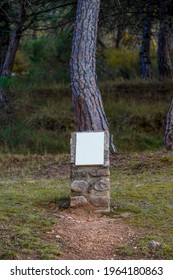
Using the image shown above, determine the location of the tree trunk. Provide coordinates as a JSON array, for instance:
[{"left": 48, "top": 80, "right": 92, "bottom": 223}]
[
  {"left": 1, "top": 28, "right": 22, "bottom": 78},
  {"left": 164, "top": 2, "right": 173, "bottom": 149},
  {"left": 0, "top": 0, "right": 27, "bottom": 121},
  {"left": 115, "top": 22, "right": 125, "bottom": 49},
  {"left": 0, "top": 22, "right": 23, "bottom": 111},
  {"left": 0, "top": 3, "right": 11, "bottom": 75},
  {"left": 1, "top": 0, "right": 27, "bottom": 78},
  {"left": 0, "top": 27, "right": 22, "bottom": 109},
  {"left": 70, "top": 0, "right": 117, "bottom": 153},
  {"left": 139, "top": 6, "right": 152, "bottom": 79},
  {"left": 164, "top": 100, "right": 173, "bottom": 150},
  {"left": 158, "top": 2, "right": 173, "bottom": 80}
]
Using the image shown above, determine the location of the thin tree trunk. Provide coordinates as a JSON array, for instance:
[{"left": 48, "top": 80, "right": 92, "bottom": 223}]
[
  {"left": 164, "top": 100, "right": 173, "bottom": 150},
  {"left": 70, "top": 0, "right": 117, "bottom": 153},
  {"left": 139, "top": 6, "right": 152, "bottom": 79},
  {"left": 164, "top": 2, "right": 173, "bottom": 149},
  {"left": 115, "top": 23, "right": 125, "bottom": 49},
  {"left": 0, "top": 0, "right": 26, "bottom": 119},
  {"left": 1, "top": 0, "right": 27, "bottom": 78},
  {"left": 158, "top": 2, "right": 173, "bottom": 80},
  {"left": 1, "top": 28, "right": 22, "bottom": 78},
  {"left": 0, "top": 23, "right": 23, "bottom": 109},
  {"left": 0, "top": 3, "right": 10, "bottom": 75}
]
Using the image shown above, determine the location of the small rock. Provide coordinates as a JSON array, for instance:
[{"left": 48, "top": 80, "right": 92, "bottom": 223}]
[
  {"left": 71, "top": 180, "right": 88, "bottom": 193},
  {"left": 60, "top": 201, "right": 70, "bottom": 209},
  {"left": 55, "top": 235, "right": 62, "bottom": 239},
  {"left": 90, "top": 195, "right": 110, "bottom": 207},
  {"left": 67, "top": 216, "right": 74, "bottom": 220},
  {"left": 70, "top": 196, "right": 88, "bottom": 207},
  {"left": 94, "top": 178, "right": 110, "bottom": 191},
  {"left": 148, "top": 241, "right": 162, "bottom": 249},
  {"left": 55, "top": 215, "right": 65, "bottom": 219}
]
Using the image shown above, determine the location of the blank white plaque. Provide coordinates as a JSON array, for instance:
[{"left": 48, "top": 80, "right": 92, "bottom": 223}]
[{"left": 75, "top": 132, "right": 104, "bottom": 166}]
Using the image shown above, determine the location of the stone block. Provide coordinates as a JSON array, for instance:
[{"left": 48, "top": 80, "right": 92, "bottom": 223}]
[
  {"left": 90, "top": 195, "right": 110, "bottom": 208},
  {"left": 71, "top": 166, "right": 110, "bottom": 177},
  {"left": 94, "top": 177, "right": 110, "bottom": 191},
  {"left": 89, "top": 190, "right": 109, "bottom": 197},
  {"left": 88, "top": 167, "right": 110, "bottom": 177},
  {"left": 71, "top": 180, "right": 88, "bottom": 193},
  {"left": 99, "top": 168, "right": 110, "bottom": 176},
  {"left": 70, "top": 196, "right": 88, "bottom": 207}
]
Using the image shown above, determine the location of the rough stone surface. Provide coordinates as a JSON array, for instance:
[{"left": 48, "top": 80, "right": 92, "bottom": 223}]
[
  {"left": 70, "top": 196, "right": 88, "bottom": 207},
  {"left": 71, "top": 180, "right": 88, "bottom": 193},
  {"left": 148, "top": 241, "right": 163, "bottom": 249},
  {"left": 88, "top": 168, "right": 110, "bottom": 177},
  {"left": 94, "top": 178, "right": 110, "bottom": 191},
  {"left": 89, "top": 190, "right": 109, "bottom": 197},
  {"left": 71, "top": 166, "right": 110, "bottom": 179},
  {"left": 90, "top": 196, "right": 110, "bottom": 207}
]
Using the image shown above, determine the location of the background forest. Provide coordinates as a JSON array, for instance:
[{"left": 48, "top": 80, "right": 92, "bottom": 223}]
[{"left": 0, "top": 0, "right": 173, "bottom": 153}]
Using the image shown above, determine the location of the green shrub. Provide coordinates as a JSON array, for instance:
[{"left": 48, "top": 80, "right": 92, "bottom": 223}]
[
  {"left": 22, "top": 30, "right": 72, "bottom": 84},
  {"left": 13, "top": 49, "right": 31, "bottom": 74},
  {"left": 0, "top": 120, "right": 71, "bottom": 154},
  {"left": 103, "top": 48, "right": 140, "bottom": 79}
]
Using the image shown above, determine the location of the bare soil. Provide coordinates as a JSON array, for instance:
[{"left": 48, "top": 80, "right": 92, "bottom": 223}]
[{"left": 48, "top": 208, "right": 144, "bottom": 260}]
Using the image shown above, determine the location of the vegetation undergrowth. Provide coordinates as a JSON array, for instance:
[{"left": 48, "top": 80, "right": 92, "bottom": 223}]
[{"left": 0, "top": 80, "right": 172, "bottom": 154}]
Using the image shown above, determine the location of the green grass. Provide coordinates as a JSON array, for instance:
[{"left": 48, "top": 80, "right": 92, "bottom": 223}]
[
  {"left": 0, "top": 154, "right": 70, "bottom": 259},
  {"left": 110, "top": 151, "right": 173, "bottom": 259}
]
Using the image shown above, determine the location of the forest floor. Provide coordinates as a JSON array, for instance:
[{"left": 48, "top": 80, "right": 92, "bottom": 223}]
[{"left": 0, "top": 151, "right": 173, "bottom": 260}]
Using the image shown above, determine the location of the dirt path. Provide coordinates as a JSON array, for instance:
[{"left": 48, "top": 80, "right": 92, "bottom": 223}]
[{"left": 49, "top": 209, "right": 143, "bottom": 260}]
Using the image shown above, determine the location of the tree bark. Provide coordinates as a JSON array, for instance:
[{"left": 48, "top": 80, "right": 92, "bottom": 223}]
[
  {"left": 164, "top": 100, "right": 173, "bottom": 150},
  {"left": 0, "top": 2, "right": 11, "bottom": 75},
  {"left": 1, "top": 1, "right": 27, "bottom": 78},
  {"left": 1, "top": 28, "right": 22, "bottom": 78},
  {"left": 70, "top": 0, "right": 117, "bottom": 153},
  {"left": 0, "top": 26, "right": 22, "bottom": 110},
  {"left": 158, "top": 2, "right": 173, "bottom": 80},
  {"left": 139, "top": 6, "right": 152, "bottom": 80},
  {"left": 0, "top": 0, "right": 27, "bottom": 119}
]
